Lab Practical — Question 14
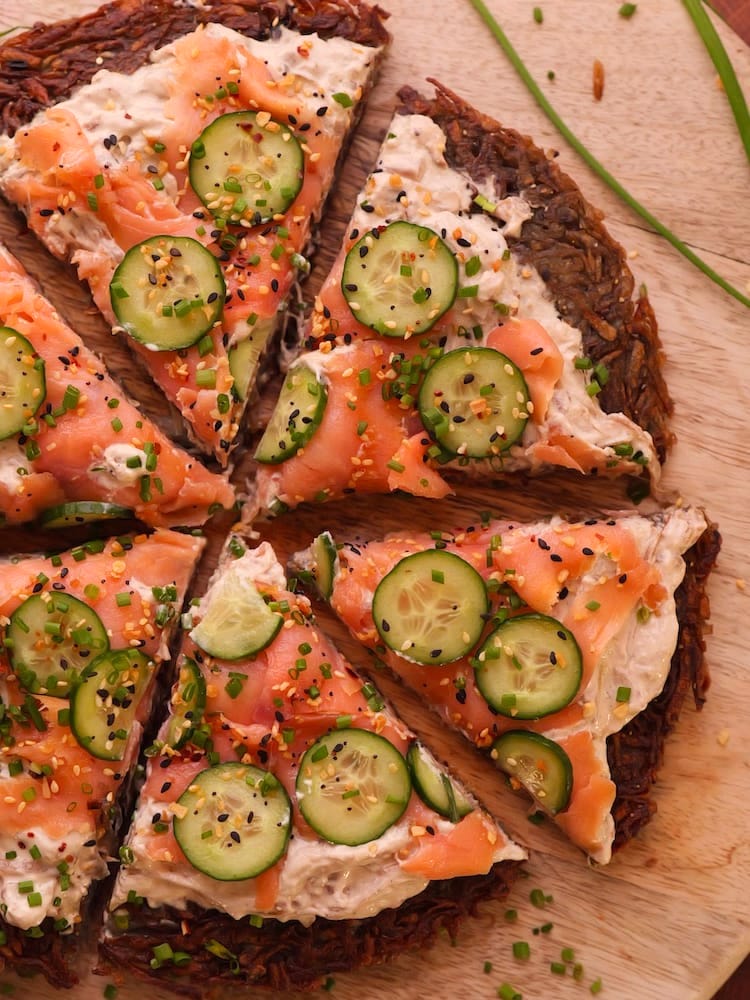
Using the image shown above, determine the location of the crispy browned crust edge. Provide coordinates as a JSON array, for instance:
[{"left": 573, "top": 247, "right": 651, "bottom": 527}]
[
  {"left": 0, "top": 0, "right": 390, "bottom": 137},
  {"left": 0, "top": 919, "right": 81, "bottom": 988},
  {"left": 96, "top": 860, "right": 523, "bottom": 995},
  {"left": 608, "top": 519, "right": 721, "bottom": 849},
  {"left": 396, "top": 81, "right": 674, "bottom": 465}
]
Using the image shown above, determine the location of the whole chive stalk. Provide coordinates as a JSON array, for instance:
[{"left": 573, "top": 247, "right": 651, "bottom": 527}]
[{"left": 466, "top": 0, "right": 750, "bottom": 310}]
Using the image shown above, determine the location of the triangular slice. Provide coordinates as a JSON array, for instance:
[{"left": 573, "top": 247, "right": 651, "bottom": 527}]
[
  {"left": 0, "top": 243, "right": 234, "bottom": 528},
  {"left": 100, "top": 538, "right": 525, "bottom": 991},
  {"left": 0, "top": 0, "right": 389, "bottom": 463},
  {"left": 294, "top": 505, "right": 720, "bottom": 863},
  {"left": 252, "top": 82, "right": 670, "bottom": 514},
  {"left": 0, "top": 528, "right": 204, "bottom": 986}
]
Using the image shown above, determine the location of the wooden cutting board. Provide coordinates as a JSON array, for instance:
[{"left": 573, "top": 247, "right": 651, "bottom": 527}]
[{"left": 0, "top": 1, "right": 748, "bottom": 998}]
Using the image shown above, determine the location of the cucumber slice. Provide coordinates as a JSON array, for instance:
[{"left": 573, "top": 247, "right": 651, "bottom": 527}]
[
  {"left": 7, "top": 593, "right": 109, "bottom": 696},
  {"left": 173, "top": 763, "right": 292, "bottom": 881},
  {"left": 473, "top": 614, "right": 582, "bottom": 719},
  {"left": 110, "top": 235, "right": 225, "bottom": 351},
  {"left": 189, "top": 560, "right": 283, "bottom": 661},
  {"left": 166, "top": 656, "right": 207, "bottom": 750},
  {"left": 228, "top": 316, "right": 276, "bottom": 401},
  {"left": 296, "top": 728, "right": 411, "bottom": 846},
  {"left": 406, "top": 742, "right": 473, "bottom": 822},
  {"left": 372, "top": 549, "right": 488, "bottom": 665},
  {"left": 491, "top": 730, "right": 573, "bottom": 814},
  {"left": 0, "top": 326, "right": 45, "bottom": 440},
  {"left": 309, "top": 531, "right": 339, "bottom": 601},
  {"left": 70, "top": 648, "right": 154, "bottom": 760},
  {"left": 418, "top": 347, "right": 530, "bottom": 457},
  {"left": 254, "top": 363, "right": 327, "bottom": 464},
  {"left": 38, "top": 501, "right": 134, "bottom": 528},
  {"left": 189, "top": 111, "right": 304, "bottom": 225},
  {"left": 342, "top": 222, "right": 458, "bottom": 337}
]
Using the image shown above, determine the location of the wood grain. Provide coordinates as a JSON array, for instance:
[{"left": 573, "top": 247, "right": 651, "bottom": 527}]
[{"left": 0, "top": 2, "right": 748, "bottom": 999}]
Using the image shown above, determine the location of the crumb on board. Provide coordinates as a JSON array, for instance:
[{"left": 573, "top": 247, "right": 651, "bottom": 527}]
[
  {"left": 593, "top": 59, "right": 605, "bottom": 100},
  {"left": 717, "top": 729, "right": 730, "bottom": 747}
]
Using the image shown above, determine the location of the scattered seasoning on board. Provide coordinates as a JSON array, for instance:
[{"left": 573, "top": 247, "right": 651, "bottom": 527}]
[
  {"left": 593, "top": 59, "right": 605, "bottom": 100},
  {"left": 485, "top": 882, "right": 604, "bottom": 994}
]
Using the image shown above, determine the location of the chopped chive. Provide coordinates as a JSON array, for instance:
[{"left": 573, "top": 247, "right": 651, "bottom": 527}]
[
  {"left": 619, "top": 2, "right": 637, "bottom": 17},
  {"left": 616, "top": 685, "right": 631, "bottom": 702},
  {"left": 497, "top": 984, "right": 522, "bottom": 1000},
  {"left": 483, "top": 960, "right": 493, "bottom": 974},
  {"left": 533, "top": 6, "right": 543, "bottom": 24},
  {"left": 550, "top": 961, "right": 567, "bottom": 975},
  {"left": 561, "top": 946, "right": 575, "bottom": 962},
  {"left": 465, "top": 255, "right": 481, "bottom": 277},
  {"left": 332, "top": 92, "right": 353, "bottom": 108},
  {"left": 86, "top": 193, "right": 99, "bottom": 211},
  {"left": 474, "top": 193, "right": 497, "bottom": 212},
  {"left": 62, "top": 385, "right": 80, "bottom": 410},
  {"left": 196, "top": 369, "right": 217, "bottom": 389},
  {"left": 115, "top": 592, "right": 131, "bottom": 608},
  {"left": 512, "top": 941, "right": 530, "bottom": 960},
  {"left": 585, "top": 600, "right": 601, "bottom": 611},
  {"left": 529, "top": 887, "right": 547, "bottom": 908},
  {"left": 110, "top": 417, "right": 123, "bottom": 432},
  {"left": 590, "top": 979, "right": 603, "bottom": 994},
  {"left": 504, "top": 908, "right": 518, "bottom": 922}
]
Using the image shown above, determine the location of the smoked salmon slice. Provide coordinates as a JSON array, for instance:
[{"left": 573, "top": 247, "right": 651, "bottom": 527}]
[
  {"left": 0, "top": 243, "right": 234, "bottom": 528},
  {"left": 0, "top": 527, "right": 203, "bottom": 984},
  {"left": 252, "top": 102, "right": 661, "bottom": 514},
  {"left": 295, "top": 505, "right": 710, "bottom": 864},
  {"left": 0, "top": 22, "right": 386, "bottom": 464},
  {"left": 103, "top": 537, "right": 525, "bottom": 989}
]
